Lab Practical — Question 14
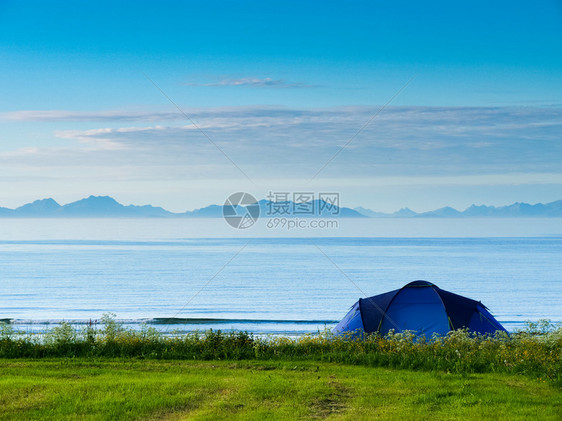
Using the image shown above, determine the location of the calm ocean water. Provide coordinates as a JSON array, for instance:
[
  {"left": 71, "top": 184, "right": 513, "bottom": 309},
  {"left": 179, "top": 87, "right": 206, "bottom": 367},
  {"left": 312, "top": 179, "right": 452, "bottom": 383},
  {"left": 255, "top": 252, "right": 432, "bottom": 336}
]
[{"left": 1, "top": 218, "right": 561, "bottom": 335}]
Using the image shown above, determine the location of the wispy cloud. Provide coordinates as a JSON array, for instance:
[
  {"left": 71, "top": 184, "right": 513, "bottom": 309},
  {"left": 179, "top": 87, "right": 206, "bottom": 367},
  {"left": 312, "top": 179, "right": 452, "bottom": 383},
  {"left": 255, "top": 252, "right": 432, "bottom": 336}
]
[
  {"left": 184, "top": 77, "right": 319, "bottom": 88},
  {"left": 0, "top": 105, "right": 557, "bottom": 180},
  {"left": 0, "top": 110, "right": 184, "bottom": 122}
]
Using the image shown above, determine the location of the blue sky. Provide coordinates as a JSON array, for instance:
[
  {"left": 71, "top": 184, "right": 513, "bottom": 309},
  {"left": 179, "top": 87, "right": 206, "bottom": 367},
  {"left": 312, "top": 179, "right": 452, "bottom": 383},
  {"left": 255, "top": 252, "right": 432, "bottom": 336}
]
[{"left": 1, "top": 0, "right": 561, "bottom": 211}]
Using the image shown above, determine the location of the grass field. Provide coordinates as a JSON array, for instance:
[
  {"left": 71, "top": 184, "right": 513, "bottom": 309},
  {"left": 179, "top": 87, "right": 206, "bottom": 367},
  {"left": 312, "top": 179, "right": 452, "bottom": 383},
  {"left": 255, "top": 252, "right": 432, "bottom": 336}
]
[{"left": 0, "top": 359, "right": 560, "bottom": 420}]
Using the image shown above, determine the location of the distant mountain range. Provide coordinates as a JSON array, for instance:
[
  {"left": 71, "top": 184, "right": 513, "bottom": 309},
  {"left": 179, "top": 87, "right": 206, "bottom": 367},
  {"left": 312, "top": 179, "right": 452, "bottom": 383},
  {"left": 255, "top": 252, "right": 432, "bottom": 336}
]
[
  {"left": 0, "top": 196, "right": 364, "bottom": 218},
  {"left": 354, "top": 200, "right": 562, "bottom": 218},
  {"left": 0, "top": 196, "right": 561, "bottom": 218}
]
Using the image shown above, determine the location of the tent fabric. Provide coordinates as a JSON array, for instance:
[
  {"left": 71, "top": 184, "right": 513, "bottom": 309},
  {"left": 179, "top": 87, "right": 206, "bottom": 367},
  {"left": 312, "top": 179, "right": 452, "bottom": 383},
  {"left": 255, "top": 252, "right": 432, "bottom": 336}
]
[
  {"left": 358, "top": 289, "right": 399, "bottom": 332},
  {"left": 333, "top": 280, "right": 507, "bottom": 337},
  {"left": 469, "top": 304, "right": 506, "bottom": 333},
  {"left": 336, "top": 301, "right": 363, "bottom": 333},
  {"left": 379, "top": 285, "right": 450, "bottom": 336}
]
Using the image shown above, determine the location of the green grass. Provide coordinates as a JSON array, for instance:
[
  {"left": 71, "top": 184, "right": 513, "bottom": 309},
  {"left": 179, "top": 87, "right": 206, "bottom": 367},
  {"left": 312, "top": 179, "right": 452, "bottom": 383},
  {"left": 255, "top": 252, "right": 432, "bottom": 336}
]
[{"left": 0, "top": 359, "right": 559, "bottom": 420}]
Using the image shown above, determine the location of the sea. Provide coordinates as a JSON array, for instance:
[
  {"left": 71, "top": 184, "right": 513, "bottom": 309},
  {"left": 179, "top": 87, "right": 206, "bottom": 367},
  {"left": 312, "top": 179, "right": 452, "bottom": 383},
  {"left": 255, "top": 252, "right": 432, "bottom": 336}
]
[{"left": 1, "top": 218, "right": 561, "bottom": 336}]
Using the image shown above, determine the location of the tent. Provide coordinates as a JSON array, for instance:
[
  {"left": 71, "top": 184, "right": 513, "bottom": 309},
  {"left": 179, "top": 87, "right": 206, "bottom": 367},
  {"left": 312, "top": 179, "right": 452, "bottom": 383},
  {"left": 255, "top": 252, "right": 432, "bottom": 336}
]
[{"left": 333, "top": 280, "right": 506, "bottom": 337}]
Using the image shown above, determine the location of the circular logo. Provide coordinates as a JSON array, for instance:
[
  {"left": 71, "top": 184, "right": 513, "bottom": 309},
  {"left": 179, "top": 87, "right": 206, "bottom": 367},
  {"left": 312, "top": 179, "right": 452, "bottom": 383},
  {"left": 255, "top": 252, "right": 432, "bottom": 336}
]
[{"left": 223, "top": 192, "right": 260, "bottom": 229}]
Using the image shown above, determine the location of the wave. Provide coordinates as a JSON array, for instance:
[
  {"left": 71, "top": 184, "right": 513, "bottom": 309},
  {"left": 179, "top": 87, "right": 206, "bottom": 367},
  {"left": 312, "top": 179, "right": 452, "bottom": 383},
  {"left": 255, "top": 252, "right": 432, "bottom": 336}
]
[
  {"left": 150, "top": 317, "right": 339, "bottom": 325},
  {"left": 1, "top": 317, "right": 339, "bottom": 326}
]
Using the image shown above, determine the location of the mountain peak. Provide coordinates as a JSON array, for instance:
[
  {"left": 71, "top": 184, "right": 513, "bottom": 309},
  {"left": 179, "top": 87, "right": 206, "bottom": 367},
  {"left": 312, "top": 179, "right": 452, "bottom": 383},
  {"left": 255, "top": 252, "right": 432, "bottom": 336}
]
[
  {"left": 63, "top": 195, "right": 122, "bottom": 211},
  {"left": 84, "top": 195, "right": 119, "bottom": 203},
  {"left": 418, "top": 206, "right": 462, "bottom": 217},
  {"left": 393, "top": 207, "right": 416, "bottom": 217},
  {"left": 15, "top": 198, "right": 61, "bottom": 214}
]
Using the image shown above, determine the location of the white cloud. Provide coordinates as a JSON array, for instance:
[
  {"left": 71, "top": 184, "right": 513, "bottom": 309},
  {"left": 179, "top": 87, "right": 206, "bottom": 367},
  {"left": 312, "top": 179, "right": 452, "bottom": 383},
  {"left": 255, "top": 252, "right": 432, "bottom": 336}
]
[
  {"left": 184, "top": 77, "right": 318, "bottom": 88},
  {"left": 1, "top": 105, "right": 561, "bottom": 183},
  {"left": 0, "top": 110, "right": 185, "bottom": 122}
]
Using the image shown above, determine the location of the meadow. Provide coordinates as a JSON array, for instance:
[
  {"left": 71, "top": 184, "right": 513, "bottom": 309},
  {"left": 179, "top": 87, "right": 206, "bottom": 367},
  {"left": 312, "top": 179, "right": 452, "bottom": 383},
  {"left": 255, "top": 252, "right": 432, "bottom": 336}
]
[
  {"left": 0, "top": 317, "right": 560, "bottom": 419},
  {"left": 0, "top": 359, "right": 559, "bottom": 420}
]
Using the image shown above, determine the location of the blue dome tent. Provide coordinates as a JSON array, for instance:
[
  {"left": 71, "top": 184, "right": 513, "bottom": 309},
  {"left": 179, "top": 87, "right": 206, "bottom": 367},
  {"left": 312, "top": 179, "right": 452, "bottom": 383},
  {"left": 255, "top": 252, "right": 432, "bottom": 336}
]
[{"left": 333, "top": 281, "right": 506, "bottom": 337}]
